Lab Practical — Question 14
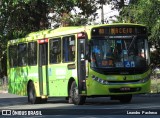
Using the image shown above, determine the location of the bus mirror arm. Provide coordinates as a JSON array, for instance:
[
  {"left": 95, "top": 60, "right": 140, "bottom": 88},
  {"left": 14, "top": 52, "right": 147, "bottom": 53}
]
[{"left": 128, "top": 36, "right": 137, "bottom": 52}]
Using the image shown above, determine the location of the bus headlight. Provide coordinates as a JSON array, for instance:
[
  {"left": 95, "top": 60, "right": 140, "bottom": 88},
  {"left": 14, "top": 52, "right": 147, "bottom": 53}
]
[
  {"left": 92, "top": 75, "right": 109, "bottom": 85},
  {"left": 139, "top": 75, "right": 150, "bottom": 83}
]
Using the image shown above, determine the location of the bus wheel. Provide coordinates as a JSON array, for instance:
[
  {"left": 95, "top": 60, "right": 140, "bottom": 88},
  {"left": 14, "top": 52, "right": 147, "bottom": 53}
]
[
  {"left": 119, "top": 95, "right": 132, "bottom": 103},
  {"left": 28, "top": 82, "right": 40, "bottom": 104},
  {"left": 70, "top": 81, "right": 86, "bottom": 105}
]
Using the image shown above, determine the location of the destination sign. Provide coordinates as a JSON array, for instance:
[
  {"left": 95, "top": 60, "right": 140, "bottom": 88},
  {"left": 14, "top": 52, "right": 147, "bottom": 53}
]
[
  {"left": 110, "top": 27, "right": 133, "bottom": 35},
  {"left": 91, "top": 26, "right": 147, "bottom": 37}
]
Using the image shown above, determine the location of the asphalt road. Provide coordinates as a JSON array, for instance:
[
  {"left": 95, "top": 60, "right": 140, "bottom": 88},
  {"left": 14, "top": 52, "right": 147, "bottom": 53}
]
[{"left": 0, "top": 93, "right": 160, "bottom": 118}]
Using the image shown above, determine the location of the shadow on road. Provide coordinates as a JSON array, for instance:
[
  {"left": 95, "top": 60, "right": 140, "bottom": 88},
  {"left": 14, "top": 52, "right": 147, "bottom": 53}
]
[{"left": 0, "top": 93, "right": 160, "bottom": 108}]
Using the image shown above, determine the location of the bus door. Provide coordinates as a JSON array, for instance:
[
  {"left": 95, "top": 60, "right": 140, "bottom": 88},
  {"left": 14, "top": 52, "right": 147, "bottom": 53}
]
[
  {"left": 38, "top": 39, "right": 49, "bottom": 96},
  {"left": 77, "top": 33, "right": 87, "bottom": 94}
]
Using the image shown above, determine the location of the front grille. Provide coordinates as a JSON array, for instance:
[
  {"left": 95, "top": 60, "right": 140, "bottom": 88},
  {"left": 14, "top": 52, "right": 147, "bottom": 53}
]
[{"left": 108, "top": 80, "right": 140, "bottom": 84}]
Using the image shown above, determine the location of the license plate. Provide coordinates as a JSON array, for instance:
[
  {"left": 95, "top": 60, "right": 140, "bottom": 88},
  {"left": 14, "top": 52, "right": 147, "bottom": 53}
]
[{"left": 120, "top": 87, "right": 130, "bottom": 91}]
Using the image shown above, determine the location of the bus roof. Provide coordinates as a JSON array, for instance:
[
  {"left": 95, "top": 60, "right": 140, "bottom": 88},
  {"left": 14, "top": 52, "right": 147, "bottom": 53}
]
[
  {"left": 8, "top": 23, "right": 146, "bottom": 45},
  {"left": 45, "top": 26, "right": 84, "bottom": 38},
  {"left": 26, "top": 29, "right": 52, "bottom": 37},
  {"left": 85, "top": 23, "right": 146, "bottom": 29},
  {"left": 8, "top": 37, "right": 26, "bottom": 45}
]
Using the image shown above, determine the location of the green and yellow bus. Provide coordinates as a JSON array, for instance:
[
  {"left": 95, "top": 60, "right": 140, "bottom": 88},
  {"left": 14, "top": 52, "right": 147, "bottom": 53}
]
[{"left": 7, "top": 23, "right": 151, "bottom": 105}]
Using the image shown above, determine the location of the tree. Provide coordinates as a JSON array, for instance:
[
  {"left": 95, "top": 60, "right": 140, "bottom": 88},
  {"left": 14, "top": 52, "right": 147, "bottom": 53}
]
[
  {"left": 0, "top": 0, "right": 101, "bottom": 39},
  {"left": 118, "top": 0, "right": 160, "bottom": 41},
  {"left": 0, "top": 0, "right": 50, "bottom": 72},
  {"left": 0, "top": 0, "right": 128, "bottom": 39}
]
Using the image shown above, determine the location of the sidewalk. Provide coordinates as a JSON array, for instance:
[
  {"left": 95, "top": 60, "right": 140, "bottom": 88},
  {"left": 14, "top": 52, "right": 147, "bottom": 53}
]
[
  {"left": 0, "top": 85, "right": 8, "bottom": 94},
  {"left": 0, "top": 90, "right": 8, "bottom": 93},
  {"left": 0, "top": 76, "right": 8, "bottom": 94},
  {"left": 0, "top": 84, "right": 8, "bottom": 94},
  {"left": 135, "top": 93, "right": 160, "bottom": 97}
]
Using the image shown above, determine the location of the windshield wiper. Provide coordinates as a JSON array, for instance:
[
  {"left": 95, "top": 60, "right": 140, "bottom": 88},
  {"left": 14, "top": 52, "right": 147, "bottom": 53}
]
[{"left": 128, "top": 36, "right": 136, "bottom": 51}]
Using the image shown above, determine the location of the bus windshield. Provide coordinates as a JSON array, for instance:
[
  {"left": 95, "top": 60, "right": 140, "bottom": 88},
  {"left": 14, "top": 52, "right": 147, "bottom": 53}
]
[{"left": 90, "top": 37, "right": 148, "bottom": 69}]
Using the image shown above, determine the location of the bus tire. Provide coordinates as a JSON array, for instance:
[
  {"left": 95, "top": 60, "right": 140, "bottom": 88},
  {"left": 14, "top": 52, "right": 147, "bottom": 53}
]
[
  {"left": 27, "top": 82, "right": 40, "bottom": 104},
  {"left": 68, "top": 96, "right": 73, "bottom": 104},
  {"left": 119, "top": 94, "right": 132, "bottom": 103},
  {"left": 70, "top": 81, "right": 86, "bottom": 105}
]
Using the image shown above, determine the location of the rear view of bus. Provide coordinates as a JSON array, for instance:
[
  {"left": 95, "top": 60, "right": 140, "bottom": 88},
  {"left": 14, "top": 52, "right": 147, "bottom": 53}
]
[{"left": 85, "top": 24, "right": 151, "bottom": 103}]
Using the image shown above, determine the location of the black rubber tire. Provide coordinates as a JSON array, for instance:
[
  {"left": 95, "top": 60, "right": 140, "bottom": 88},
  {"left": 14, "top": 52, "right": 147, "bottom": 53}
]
[
  {"left": 27, "top": 82, "right": 41, "bottom": 104},
  {"left": 119, "top": 94, "right": 132, "bottom": 103},
  {"left": 70, "top": 81, "right": 86, "bottom": 105},
  {"left": 68, "top": 96, "right": 73, "bottom": 104}
]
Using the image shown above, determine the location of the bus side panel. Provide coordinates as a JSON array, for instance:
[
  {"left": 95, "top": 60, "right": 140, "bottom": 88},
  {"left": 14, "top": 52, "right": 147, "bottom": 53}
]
[
  {"left": 8, "top": 67, "right": 27, "bottom": 96},
  {"left": 28, "top": 65, "right": 40, "bottom": 96},
  {"left": 8, "top": 68, "right": 16, "bottom": 94},
  {"left": 48, "top": 35, "right": 77, "bottom": 97},
  {"left": 8, "top": 66, "right": 40, "bottom": 96},
  {"left": 48, "top": 64, "right": 70, "bottom": 96},
  {"left": 48, "top": 65, "right": 57, "bottom": 96}
]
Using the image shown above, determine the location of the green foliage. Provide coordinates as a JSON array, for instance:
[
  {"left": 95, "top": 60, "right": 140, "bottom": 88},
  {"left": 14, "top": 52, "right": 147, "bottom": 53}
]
[
  {"left": 76, "top": 0, "right": 97, "bottom": 17},
  {"left": 0, "top": 0, "right": 127, "bottom": 41},
  {"left": 151, "top": 79, "right": 160, "bottom": 93},
  {"left": 0, "top": 0, "right": 100, "bottom": 39},
  {"left": 118, "top": 0, "right": 160, "bottom": 42}
]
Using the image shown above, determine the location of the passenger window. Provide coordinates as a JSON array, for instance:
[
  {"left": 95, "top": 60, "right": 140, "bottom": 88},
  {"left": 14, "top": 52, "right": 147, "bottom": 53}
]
[
  {"left": 50, "top": 38, "right": 61, "bottom": 63},
  {"left": 9, "top": 45, "right": 17, "bottom": 67},
  {"left": 62, "top": 35, "right": 75, "bottom": 62},
  {"left": 18, "top": 43, "right": 28, "bottom": 66},
  {"left": 28, "top": 42, "right": 37, "bottom": 66}
]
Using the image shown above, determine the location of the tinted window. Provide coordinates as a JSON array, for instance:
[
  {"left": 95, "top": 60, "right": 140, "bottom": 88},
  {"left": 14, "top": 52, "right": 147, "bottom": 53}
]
[
  {"left": 18, "top": 43, "right": 27, "bottom": 66},
  {"left": 28, "top": 42, "right": 37, "bottom": 66},
  {"left": 50, "top": 38, "right": 61, "bottom": 64},
  {"left": 9, "top": 45, "right": 17, "bottom": 67},
  {"left": 62, "top": 35, "right": 75, "bottom": 62}
]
